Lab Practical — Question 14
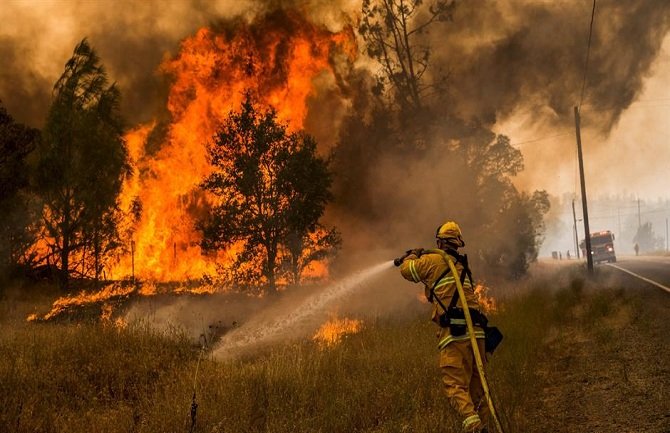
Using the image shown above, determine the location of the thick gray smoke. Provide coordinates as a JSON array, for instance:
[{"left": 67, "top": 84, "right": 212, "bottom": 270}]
[
  {"left": 2, "top": 1, "right": 668, "bottom": 132},
  {"left": 439, "top": 0, "right": 670, "bottom": 132}
]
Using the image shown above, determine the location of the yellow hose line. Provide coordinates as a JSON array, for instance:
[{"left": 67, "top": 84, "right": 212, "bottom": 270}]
[{"left": 446, "top": 257, "right": 505, "bottom": 433}]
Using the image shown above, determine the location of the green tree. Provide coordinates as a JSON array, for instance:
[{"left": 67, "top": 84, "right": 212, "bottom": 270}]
[
  {"left": 483, "top": 190, "right": 550, "bottom": 278},
  {"left": 199, "top": 95, "right": 339, "bottom": 293},
  {"left": 35, "top": 39, "right": 129, "bottom": 289},
  {"left": 449, "top": 132, "right": 549, "bottom": 278},
  {"left": 0, "top": 101, "right": 40, "bottom": 277}
]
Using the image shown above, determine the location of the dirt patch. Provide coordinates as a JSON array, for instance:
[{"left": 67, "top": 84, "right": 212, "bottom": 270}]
[{"left": 528, "top": 274, "right": 670, "bottom": 433}]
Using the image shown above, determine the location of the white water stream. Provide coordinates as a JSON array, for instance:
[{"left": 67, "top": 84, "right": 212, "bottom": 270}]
[{"left": 212, "top": 261, "right": 393, "bottom": 359}]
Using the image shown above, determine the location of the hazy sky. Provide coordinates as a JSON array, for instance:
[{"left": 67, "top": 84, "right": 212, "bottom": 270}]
[{"left": 498, "top": 34, "right": 670, "bottom": 201}]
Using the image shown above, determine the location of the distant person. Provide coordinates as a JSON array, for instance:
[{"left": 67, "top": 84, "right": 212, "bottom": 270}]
[
  {"left": 396, "top": 221, "right": 497, "bottom": 433},
  {"left": 559, "top": 251, "right": 562, "bottom": 260},
  {"left": 634, "top": 242, "right": 639, "bottom": 256},
  {"left": 566, "top": 250, "right": 571, "bottom": 260}
]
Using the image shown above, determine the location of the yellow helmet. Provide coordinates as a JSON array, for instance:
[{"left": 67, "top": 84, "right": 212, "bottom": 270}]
[{"left": 436, "top": 221, "right": 465, "bottom": 247}]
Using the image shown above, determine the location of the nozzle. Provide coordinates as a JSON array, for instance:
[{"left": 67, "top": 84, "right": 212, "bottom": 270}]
[{"left": 393, "top": 250, "right": 412, "bottom": 267}]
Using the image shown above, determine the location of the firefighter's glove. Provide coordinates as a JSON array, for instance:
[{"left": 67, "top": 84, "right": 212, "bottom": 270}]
[{"left": 408, "top": 248, "right": 424, "bottom": 258}]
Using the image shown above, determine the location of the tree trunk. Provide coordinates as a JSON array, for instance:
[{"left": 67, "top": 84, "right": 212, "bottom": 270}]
[
  {"left": 93, "top": 225, "right": 100, "bottom": 290},
  {"left": 292, "top": 257, "right": 299, "bottom": 286},
  {"left": 266, "top": 247, "right": 276, "bottom": 294},
  {"left": 60, "top": 234, "right": 69, "bottom": 291}
]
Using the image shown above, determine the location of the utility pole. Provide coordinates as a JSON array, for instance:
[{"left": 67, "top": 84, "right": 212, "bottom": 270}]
[
  {"left": 572, "top": 198, "right": 581, "bottom": 259},
  {"left": 637, "top": 198, "right": 641, "bottom": 228},
  {"left": 574, "top": 106, "right": 593, "bottom": 272}
]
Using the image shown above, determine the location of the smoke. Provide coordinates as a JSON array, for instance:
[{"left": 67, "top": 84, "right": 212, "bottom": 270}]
[
  {"left": 0, "top": 0, "right": 359, "bottom": 127},
  {"left": 212, "top": 260, "right": 393, "bottom": 358},
  {"left": 437, "top": 0, "right": 670, "bottom": 132},
  {"left": 121, "top": 260, "right": 421, "bottom": 355},
  {"left": 2, "top": 0, "right": 667, "bottom": 158},
  {"left": 326, "top": 0, "right": 670, "bottom": 264},
  {"left": 123, "top": 290, "right": 271, "bottom": 343}
]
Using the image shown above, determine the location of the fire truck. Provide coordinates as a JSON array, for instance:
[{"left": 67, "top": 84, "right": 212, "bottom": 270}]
[{"left": 580, "top": 230, "right": 617, "bottom": 264}]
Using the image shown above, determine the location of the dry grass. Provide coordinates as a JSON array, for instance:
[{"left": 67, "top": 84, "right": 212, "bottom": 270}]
[{"left": 0, "top": 269, "right": 593, "bottom": 433}]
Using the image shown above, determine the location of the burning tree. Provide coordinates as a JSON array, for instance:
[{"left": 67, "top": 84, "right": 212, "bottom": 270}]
[
  {"left": 34, "top": 39, "right": 129, "bottom": 289},
  {"left": 200, "top": 94, "right": 339, "bottom": 294}
]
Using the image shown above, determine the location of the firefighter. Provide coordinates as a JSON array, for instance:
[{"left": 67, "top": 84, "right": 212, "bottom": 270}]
[{"left": 398, "top": 221, "right": 489, "bottom": 433}]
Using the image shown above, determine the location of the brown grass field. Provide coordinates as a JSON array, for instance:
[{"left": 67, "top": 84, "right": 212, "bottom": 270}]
[{"left": 1, "top": 265, "right": 668, "bottom": 433}]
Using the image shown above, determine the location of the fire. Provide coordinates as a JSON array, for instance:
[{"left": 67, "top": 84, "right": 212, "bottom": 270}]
[
  {"left": 101, "top": 303, "right": 114, "bottom": 321},
  {"left": 312, "top": 316, "right": 363, "bottom": 347},
  {"left": 113, "top": 317, "right": 128, "bottom": 329},
  {"left": 475, "top": 284, "right": 498, "bottom": 313},
  {"left": 138, "top": 281, "right": 158, "bottom": 296},
  {"left": 27, "top": 280, "right": 225, "bottom": 322},
  {"left": 108, "top": 11, "right": 356, "bottom": 283},
  {"left": 28, "top": 282, "right": 135, "bottom": 322},
  {"left": 26, "top": 11, "right": 356, "bottom": 324}
]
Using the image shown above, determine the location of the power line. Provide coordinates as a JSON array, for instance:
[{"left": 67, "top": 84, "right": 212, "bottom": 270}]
[
  {"left": 558, "top": 209, "right": 670, "bottom": 219},
  {"left": 510, "top": 132, "right": 571, "bottom": 146},
  {"left": 579, "top": 0, "right": 597, "bottom": 109}
]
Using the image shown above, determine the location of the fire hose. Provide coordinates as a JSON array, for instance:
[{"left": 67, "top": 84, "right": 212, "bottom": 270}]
[
  {"left": 445, "top": 255, "right": 505, "bottom": 433},
  {"left": 395, "top": 250, "right": 506, "bottom": 433}
]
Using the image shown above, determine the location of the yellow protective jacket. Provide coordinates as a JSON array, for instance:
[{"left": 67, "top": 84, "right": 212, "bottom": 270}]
[{"left": 400, "top": 249, "right": 485, "bottom": 349}]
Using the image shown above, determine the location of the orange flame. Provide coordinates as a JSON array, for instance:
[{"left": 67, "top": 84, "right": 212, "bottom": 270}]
[
  {"left": 109, "top": 12, "right": 356, "bottom": 284},
  {"left": 28, "top": 283, "right": 135, "bottom": 322},
  {"left": 26, "top": 12, "right": 356, "bottom": 324},
  {"left": 113, "top": 317, "right": 128, "bottom": 329},
  {"left": 475, "top": 284, "right": 498, "bottom": 313},
  {"left": 101, "top": 303, "right": 114, "bottom": 321},
  {"left": 312, "top": 316, "right": 363, "bottom": 347}
]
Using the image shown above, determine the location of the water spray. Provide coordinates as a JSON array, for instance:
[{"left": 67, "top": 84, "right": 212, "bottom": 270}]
[{"left": 213, "top": 261, "right": 393, "bottom": 358}]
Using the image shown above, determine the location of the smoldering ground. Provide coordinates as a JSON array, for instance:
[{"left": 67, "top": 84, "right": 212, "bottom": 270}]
[{"left": 122, "top": 258, "right": 423, "bottom": 358}]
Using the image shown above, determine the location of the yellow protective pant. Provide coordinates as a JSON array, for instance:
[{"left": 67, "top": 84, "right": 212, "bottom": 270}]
[{"left": 439, "top": 338, "right": 489, "bottom": 432}]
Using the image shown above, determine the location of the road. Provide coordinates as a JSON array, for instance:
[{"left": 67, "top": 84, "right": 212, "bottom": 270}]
[{"left": 604, "top": 254, "right": 670, "bottom": 293}]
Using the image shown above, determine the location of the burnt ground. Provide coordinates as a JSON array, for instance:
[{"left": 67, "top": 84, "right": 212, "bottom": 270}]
[{"left": 528, "top": 267, "right": 670, "bottom": 433}]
